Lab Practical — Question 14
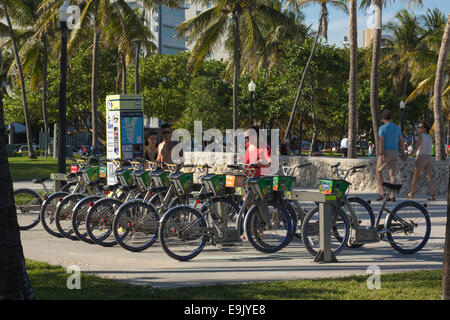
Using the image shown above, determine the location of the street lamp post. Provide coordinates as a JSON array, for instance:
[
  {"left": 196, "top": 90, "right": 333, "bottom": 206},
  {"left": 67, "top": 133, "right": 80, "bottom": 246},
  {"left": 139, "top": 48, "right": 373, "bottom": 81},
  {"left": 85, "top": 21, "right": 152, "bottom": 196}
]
[
  {"left": 57, "top": 0, "right": 70, "bottom": 190},
  {"left": 248, "top": 80, "right": 256, "bottom": 125},
  {"left": 400, "top": 100, "right": 405, "bottom": 137}
]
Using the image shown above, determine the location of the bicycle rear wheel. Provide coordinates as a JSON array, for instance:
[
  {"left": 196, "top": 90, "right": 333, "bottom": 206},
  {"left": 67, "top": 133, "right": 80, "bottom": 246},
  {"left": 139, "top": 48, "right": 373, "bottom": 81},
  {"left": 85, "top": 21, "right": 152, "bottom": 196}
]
[
  {"left": 14, "top": 188, "right": 42, "bottom": 230},
  {"left": 386, "top": 201, "right": 431, "bottom": 254},
  {"left": 301, "top": 206, "right": 350, "bottom": 257},
  {"left": 158, "top": 205, "right": 207, "bottom": 261},
  {"left": 244, "top": 202, "right": 292, "bottom": 254}
]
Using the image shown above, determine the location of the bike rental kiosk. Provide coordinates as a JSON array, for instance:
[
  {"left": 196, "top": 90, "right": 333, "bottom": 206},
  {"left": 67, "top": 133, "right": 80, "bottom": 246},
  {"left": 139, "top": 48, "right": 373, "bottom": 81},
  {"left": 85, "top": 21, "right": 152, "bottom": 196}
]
[{"left": 105, "top": 94, "right": 144, "bottom": 184}]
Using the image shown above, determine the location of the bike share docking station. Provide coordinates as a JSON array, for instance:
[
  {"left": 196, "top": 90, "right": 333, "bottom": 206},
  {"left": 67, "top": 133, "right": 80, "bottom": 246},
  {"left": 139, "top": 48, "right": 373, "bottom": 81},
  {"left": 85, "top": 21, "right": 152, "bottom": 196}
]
[
  {"left": 285, "top": 189, "right": 339, "bottom": 263},
  {"left": 105, "top": 95, "right": 145, "bottom": 185}
]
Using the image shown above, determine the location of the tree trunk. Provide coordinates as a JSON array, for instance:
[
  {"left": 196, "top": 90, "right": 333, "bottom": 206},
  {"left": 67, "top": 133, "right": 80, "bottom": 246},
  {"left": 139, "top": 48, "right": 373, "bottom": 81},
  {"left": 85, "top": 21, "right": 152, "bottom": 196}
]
[
  {"left": 370, "top": 0, "right": 382, "bottom": 156},
  {"left": 0, "top": 71, "right": 35, "bottom": 299},
  {"left": 283, "top": 7, "right": 323, "bottom": 142},
  {"left": 347, "top": 0, "right": 358, "bottom": 159},
  {"left": 91, "top": 22, "right": 100, "bottom": 155},
  {"left": 115, "top": 54, "right": 122, "bottom": 94},
  {"left": 42, "top": 35, "right": 49, "bottom": 136},
  {"left": 2, "top": 0, "right": 36, "bottom": 159},
  {"left": 232, "top": 10, "right": 241, "bottom": 133},
  {"left": 135, "top": 43, "right": 140, "bottom": 95},
  {"left": 442, "top": 171, "right": 450, "bottom": 299},
  {"left": 122, "top": 54, "right": 127, "bottom": 95},
  {"left": 309, "top": 111, "right": 317, "bottom": 157},
  {"left": 433, "top": 13, "right": 450, "bottom": 161}
]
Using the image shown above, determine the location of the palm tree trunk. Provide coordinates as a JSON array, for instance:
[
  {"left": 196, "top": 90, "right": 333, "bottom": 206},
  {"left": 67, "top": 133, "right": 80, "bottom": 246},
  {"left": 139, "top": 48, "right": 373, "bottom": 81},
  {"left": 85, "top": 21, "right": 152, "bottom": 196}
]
[
  {"left": 0, "top": 78, "right": 35, "bottom": 299},
  {"left": 232, "top": 10, "right": 241, "bottom": 133},
  {"left": 283, "top": 7, "right": 323, "bottom": 142},
  {"left": 122, "top": 54, "right": 127, "bottom": 95},
  {"left": 433, "top": 13, "right": 450, "bottom": 161},
  {"left": 116, "top": 54, "right": 122, "bottom": 94},
  {"left": 2, "top": 0, "right": 36, "bottom": 159},
  {"left": 347, "top": 0, "right": 358, "bottom": 159},
  {"left": 42, "top": 35, "right": 49, "bottom": 138},
  {"left": 309, "top": 111, "right": 317, "bottom": 157},
  {"left": 135, "top": 43, "right": 140, "bottom": 95},
  {"left": 370, "top": 0, "right": 382, "bottom": 156},
  {"left": 442, "top": 172, "right": 450, "bottom": 299},
  {"left": 91, "top": 24, "right": 100, "bottom": 155}
]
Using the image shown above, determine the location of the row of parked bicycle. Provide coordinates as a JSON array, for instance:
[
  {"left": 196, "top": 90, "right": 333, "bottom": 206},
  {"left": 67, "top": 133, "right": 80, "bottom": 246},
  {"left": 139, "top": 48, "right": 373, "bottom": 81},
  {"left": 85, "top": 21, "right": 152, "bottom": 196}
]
[{"left": 14, "top": 155, "right": 431, "bottom": 261}]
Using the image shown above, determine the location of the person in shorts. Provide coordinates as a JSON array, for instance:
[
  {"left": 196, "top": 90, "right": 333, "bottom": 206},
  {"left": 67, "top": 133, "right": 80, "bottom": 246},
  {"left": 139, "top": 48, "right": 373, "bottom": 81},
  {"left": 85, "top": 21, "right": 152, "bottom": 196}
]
[
  {"left": 407, "top": 122, "right": 436, "bottom": 200},
  {"left": 375, "top": 109, "right": 407, "bottom": 201}
]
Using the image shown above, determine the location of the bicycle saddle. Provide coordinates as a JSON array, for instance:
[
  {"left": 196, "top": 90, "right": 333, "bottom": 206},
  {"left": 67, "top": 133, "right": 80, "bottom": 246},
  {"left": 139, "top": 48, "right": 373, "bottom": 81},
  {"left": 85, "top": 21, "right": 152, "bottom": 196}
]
[
  {"left": 32, "top": 177, "right": 50, "bottom": 184},
  {"left": 382, "top": 182, "right": 402, "bottom": 190}
]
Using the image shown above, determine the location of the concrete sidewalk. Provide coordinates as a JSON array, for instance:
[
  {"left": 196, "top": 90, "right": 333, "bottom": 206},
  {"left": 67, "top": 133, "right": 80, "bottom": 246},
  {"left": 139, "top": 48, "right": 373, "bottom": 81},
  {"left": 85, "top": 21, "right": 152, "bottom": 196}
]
[{"left": 19, "top": 191, "right": 447, "bottom": 289}]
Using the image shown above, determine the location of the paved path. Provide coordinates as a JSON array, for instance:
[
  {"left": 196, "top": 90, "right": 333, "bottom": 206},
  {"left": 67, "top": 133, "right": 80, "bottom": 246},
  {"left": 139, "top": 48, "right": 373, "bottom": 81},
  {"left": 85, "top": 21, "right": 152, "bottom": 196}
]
[{"left": 16, "top": 181, "right": 446, "bottom": 289}]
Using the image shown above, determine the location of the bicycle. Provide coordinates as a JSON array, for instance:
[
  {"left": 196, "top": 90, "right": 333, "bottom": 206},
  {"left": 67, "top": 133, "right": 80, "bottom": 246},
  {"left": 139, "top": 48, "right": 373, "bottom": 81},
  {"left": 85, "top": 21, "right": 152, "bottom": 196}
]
[
  {"left": 111, "top": 161, "right": 194, "bottom": 252},
  {"left": 84, "top": 159, "right": 149, "bottom": 247},
  {"left": 40, "top": 155, "right": 106, "bottom": 238},
  {"left": 157, "top": 163, "right": 293, "bottom": 261},
  {"left": 13, "top": 157, "right": 85, "bottom": 231}
]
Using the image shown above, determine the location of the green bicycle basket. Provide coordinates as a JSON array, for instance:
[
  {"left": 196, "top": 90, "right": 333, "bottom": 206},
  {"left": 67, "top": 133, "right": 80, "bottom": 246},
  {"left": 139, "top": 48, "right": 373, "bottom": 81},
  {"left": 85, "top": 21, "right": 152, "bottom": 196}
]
[
  {"left": 202, "top": 173, "right": 227, "bottom": 196},
  {"left": 151, "top": 169, "right": 170, "bottom": 188},
  {"left": 170, "top": 171, "right": 194, "bottom": 195},
  {"left": 318, "top": 179, "right": 349, "bottom": 200},
  {"left": 134, "top": 169, "right": 151, "bottom": 190},
  {"left": 116, "top": 168, "right": 134, "bottom": 186},
  {"left": 273, "top": 176, "right": 296, "bottom": 192},
  {"left": 248, "top": 176, "right": 273, "bottom": 200},
  {"left": 80, "top": 166, "right": 100, "bottom": 184}
]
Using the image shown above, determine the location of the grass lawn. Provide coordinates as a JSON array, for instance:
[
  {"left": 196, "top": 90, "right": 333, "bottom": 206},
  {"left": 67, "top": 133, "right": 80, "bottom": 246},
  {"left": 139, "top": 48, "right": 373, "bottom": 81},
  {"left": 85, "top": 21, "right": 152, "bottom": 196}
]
[
  {"left": 8, "top": 156, "right": 72, "bottom": 181},
  {"left": 26, "top": 259, "right": 442, "bottom": 300}
]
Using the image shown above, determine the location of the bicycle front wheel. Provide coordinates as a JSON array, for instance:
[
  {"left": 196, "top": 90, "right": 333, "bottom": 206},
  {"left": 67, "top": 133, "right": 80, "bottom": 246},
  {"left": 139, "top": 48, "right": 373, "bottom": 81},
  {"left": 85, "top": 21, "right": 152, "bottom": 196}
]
[
  {"left": 301, "top": 206, "right": 350, "bottom": 257},
  {"left": 14, "top": 188, "right": 42, "bottom": 230},
  {"left": 112, "top": 200, "right": 160, "bottom": 252},
  {"left": 86, "top": 198, "right": 123, "bottom": 247},
  {"left": 244, "top": 202, "right": 292, "bottom": 254},
  {"left": 386, "top": 201, "right": 431, "bottom": 254},
  {"left": 55, "top": 193, "right": 86, "bottom": 240},
  {"left": 40, "top": 191, "right": 69, "bottom": 238},
  {"left": 72, "top": 195, "right": 102, "bottom": 244},
  {"left": 158, "top": 205, "right": 207, "bottom": 261}
]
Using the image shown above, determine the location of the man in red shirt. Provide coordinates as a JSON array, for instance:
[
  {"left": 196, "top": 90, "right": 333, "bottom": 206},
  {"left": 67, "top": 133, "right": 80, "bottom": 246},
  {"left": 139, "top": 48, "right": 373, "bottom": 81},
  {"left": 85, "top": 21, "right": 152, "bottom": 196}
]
[{"left": 244, "top": 126, "right": 271, "bottom": 176}]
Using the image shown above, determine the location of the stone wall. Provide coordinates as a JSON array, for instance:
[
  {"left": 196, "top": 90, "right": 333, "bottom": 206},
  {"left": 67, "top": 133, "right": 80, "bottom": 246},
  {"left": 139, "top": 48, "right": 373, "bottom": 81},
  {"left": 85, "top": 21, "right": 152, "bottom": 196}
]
[{"left": 183, "top": 152, "right": 449, "bottom": 195}]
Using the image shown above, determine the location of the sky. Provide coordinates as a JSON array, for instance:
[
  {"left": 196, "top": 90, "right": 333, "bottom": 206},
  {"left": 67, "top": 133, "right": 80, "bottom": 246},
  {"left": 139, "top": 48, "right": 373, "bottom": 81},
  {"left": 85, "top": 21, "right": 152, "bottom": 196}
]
[{"left": 300, "top": 0, "right": 450, "bottom": 48}]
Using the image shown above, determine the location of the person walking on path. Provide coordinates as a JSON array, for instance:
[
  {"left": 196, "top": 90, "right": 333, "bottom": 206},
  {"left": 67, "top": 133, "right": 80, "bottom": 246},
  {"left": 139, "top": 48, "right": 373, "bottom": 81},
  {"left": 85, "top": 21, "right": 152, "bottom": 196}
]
[
  {"left": 340, "top": 135, "right": 348, "bottom": 157},
  {"left": 375, "top": 109, "right": 407, "bottom": 201},
  {"left": 407, "top": 122, "right": 436, "bottom": 201}
]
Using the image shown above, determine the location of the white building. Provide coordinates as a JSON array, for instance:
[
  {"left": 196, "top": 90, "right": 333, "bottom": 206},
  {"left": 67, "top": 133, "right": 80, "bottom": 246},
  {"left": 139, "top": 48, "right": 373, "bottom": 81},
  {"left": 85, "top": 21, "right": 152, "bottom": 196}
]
[{"left": 127, "top": 0, "right": 187, "bottom": 54}]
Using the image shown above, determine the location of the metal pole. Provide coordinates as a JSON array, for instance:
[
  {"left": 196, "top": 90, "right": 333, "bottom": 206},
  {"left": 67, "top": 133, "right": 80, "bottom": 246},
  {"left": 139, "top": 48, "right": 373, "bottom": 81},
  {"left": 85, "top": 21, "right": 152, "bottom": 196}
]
[{"left": 249, "top": 91, "right": 254, "bottom": 125}]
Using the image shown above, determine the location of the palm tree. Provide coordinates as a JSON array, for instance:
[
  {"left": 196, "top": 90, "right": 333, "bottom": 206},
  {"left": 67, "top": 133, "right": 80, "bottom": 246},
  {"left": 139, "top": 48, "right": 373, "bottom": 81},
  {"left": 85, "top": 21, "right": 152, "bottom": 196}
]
[
  {"left": 177, "top": 0, "right": 292, "bottom": 133},
  {"left": 432, "top": 13, "right": 449, "bottom": 161},
  {"left": 9, "top": 0, "right": 56, "bottom": 144},
  {"left": 283, "top": 0, "right": 348, "bottom": 143},
  {"left": 382, "top": 9, "right": 422, "bottom": 100},
  {"left": 360, "top": 0, "right": 423, "bottom": 155},
  {"left": 0, "top": 44, "right": 35, "bottom": 300},
  {"left": 404, "top": 9, "right": 448, "bottom": 157},
  {"left": 347, "top": 0, "right": 357, "bottom": 158},
  {"left": 1, "top": 0, "right": 36, "bottom": 159},
  {"left": 239, "top": 1, "right": 310, "bottom": 77}
]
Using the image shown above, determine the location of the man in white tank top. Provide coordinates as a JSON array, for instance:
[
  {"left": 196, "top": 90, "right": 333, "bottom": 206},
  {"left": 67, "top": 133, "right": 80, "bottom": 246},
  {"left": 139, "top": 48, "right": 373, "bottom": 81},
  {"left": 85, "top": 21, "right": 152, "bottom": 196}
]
[{"left": 407, "top": 122, "right": 435, "bottom": 200}]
